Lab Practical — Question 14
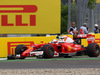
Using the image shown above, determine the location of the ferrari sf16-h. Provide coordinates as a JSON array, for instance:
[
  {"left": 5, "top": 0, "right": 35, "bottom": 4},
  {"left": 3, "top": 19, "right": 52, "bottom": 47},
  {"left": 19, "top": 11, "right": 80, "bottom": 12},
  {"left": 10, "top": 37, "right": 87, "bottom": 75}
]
[{"left": 7, "top": 35, "right": 100, "bottom": 60}]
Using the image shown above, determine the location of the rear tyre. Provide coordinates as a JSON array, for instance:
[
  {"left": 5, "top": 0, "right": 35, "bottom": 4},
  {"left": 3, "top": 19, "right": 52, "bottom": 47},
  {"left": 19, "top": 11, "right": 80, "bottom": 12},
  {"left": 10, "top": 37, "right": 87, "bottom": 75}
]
[
  {"left": 15, "top": 44, "right": 27, "bottom": 59},
  {"left": 42, "top": 44, "right": 54, "bottom": 58},
  {"left": 86, "top": 43, "right": 100, "bottom": 57}
]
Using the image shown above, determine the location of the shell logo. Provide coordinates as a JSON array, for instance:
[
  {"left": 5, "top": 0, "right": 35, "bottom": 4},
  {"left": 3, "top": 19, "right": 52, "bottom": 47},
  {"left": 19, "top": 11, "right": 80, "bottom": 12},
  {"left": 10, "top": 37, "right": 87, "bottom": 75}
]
[
  {"left": 29, "top": 47, "right": 33, "bottom": 49},
  {"left": 67, "top": 45, "right": 71, "bottom": 52}
]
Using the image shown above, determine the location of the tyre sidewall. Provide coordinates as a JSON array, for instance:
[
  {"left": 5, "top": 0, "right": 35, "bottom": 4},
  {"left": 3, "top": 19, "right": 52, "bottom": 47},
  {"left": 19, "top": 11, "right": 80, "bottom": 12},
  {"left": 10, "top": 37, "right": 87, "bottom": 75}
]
[
  {"left": 87, "top": 43, "right": 100, "bottom": 57},
  {"left": 42, "top": 44, "right": 54, "bottom": 58}
]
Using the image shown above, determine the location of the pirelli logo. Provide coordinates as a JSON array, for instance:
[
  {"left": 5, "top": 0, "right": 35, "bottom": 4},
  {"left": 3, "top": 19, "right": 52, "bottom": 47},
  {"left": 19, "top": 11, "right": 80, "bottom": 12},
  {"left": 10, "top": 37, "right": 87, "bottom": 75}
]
[
  {"left": 0, "top": 5, "right": 38, "bottom": 26},
  {"left": 0, "top": 0, "right": 60, "bottom": 34},
  {"left": 7, "top": 41, "right": 34, "bottom": 55}
]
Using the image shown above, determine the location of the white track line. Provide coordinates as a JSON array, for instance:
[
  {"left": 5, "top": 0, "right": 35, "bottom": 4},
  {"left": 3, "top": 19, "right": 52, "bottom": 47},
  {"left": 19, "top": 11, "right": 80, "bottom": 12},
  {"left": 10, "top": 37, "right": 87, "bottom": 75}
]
[{"left": 0, "top": 58, "right": 7, "bottom": 60}]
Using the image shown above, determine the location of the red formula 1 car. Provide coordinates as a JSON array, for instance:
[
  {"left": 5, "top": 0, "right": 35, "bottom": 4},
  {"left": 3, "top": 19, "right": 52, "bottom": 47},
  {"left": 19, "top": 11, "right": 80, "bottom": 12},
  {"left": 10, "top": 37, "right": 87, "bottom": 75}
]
[{"left": 7, "top": 35, "right": 100, "bottom": 60}]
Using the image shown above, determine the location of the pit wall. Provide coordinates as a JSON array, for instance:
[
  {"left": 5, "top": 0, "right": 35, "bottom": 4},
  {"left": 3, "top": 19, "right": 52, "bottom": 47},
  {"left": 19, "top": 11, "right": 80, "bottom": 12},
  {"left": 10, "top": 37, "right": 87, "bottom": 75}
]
[{"left": 0, "top": 34, "right": 100, "bottom": 57}]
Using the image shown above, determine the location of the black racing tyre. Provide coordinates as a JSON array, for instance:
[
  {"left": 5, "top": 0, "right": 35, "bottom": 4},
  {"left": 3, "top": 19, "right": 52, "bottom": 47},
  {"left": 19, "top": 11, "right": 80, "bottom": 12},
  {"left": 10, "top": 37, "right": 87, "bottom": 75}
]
[
  {"left": 42, "top": 44, "right": 54, "bottom": 58},
  {"left": 86, "top": 43, "right": 100, "bottom": 57},
  {"left": 15, "top": 44, "right": 27, "bottom": 59},
  {"left": 15, "top": 44, "right": 27, "bottom": 54}
]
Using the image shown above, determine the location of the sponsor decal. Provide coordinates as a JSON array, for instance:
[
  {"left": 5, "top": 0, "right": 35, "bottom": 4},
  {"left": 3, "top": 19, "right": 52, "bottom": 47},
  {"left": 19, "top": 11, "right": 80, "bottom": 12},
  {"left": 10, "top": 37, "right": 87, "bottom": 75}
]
[
  {"left": 0, "top": 5, "right": 38, "bottom": 26},
  {"left": 7, "top": 41, "right": 34, "bottom": 55}
]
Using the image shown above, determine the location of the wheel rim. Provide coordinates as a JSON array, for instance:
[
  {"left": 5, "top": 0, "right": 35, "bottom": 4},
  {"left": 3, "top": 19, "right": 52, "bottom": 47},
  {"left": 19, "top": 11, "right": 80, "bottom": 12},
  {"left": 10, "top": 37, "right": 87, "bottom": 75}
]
[{"left": 48, "top": 47, "right": 54, "bottom": 56}]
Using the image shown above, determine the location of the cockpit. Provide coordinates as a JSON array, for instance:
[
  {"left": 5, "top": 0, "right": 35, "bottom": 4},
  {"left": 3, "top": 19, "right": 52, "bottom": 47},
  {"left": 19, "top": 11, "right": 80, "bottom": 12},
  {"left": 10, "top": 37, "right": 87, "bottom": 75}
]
[{"left": 51, "top": 36, "right": 74, "bottom": 44}]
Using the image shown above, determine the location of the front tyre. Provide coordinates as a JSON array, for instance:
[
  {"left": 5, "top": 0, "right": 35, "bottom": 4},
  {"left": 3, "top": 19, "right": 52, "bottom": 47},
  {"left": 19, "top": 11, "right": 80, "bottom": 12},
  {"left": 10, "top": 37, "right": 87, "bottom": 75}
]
[
  {"left": 42, "top": 44, "right": 54, "bottom": 58},
  {"left": 86, "top": 43, "right": 100, "bottom": 57},
  {"left": 15, "top": 44, "right": 27, "bottom": 59}
]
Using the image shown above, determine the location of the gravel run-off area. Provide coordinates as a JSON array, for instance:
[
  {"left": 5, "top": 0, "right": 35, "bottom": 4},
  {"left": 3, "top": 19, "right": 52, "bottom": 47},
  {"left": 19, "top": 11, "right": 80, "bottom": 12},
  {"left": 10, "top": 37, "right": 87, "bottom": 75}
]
[{"left": 0, "top": 68, "right": 100, "bottom": 75}]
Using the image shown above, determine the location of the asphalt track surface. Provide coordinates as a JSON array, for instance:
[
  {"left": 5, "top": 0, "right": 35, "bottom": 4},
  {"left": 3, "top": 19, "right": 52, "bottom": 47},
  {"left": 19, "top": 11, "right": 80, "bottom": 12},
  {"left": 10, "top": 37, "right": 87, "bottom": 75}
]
[{"left": 0, "top": 56, "right": 100, "bottom": 69}]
